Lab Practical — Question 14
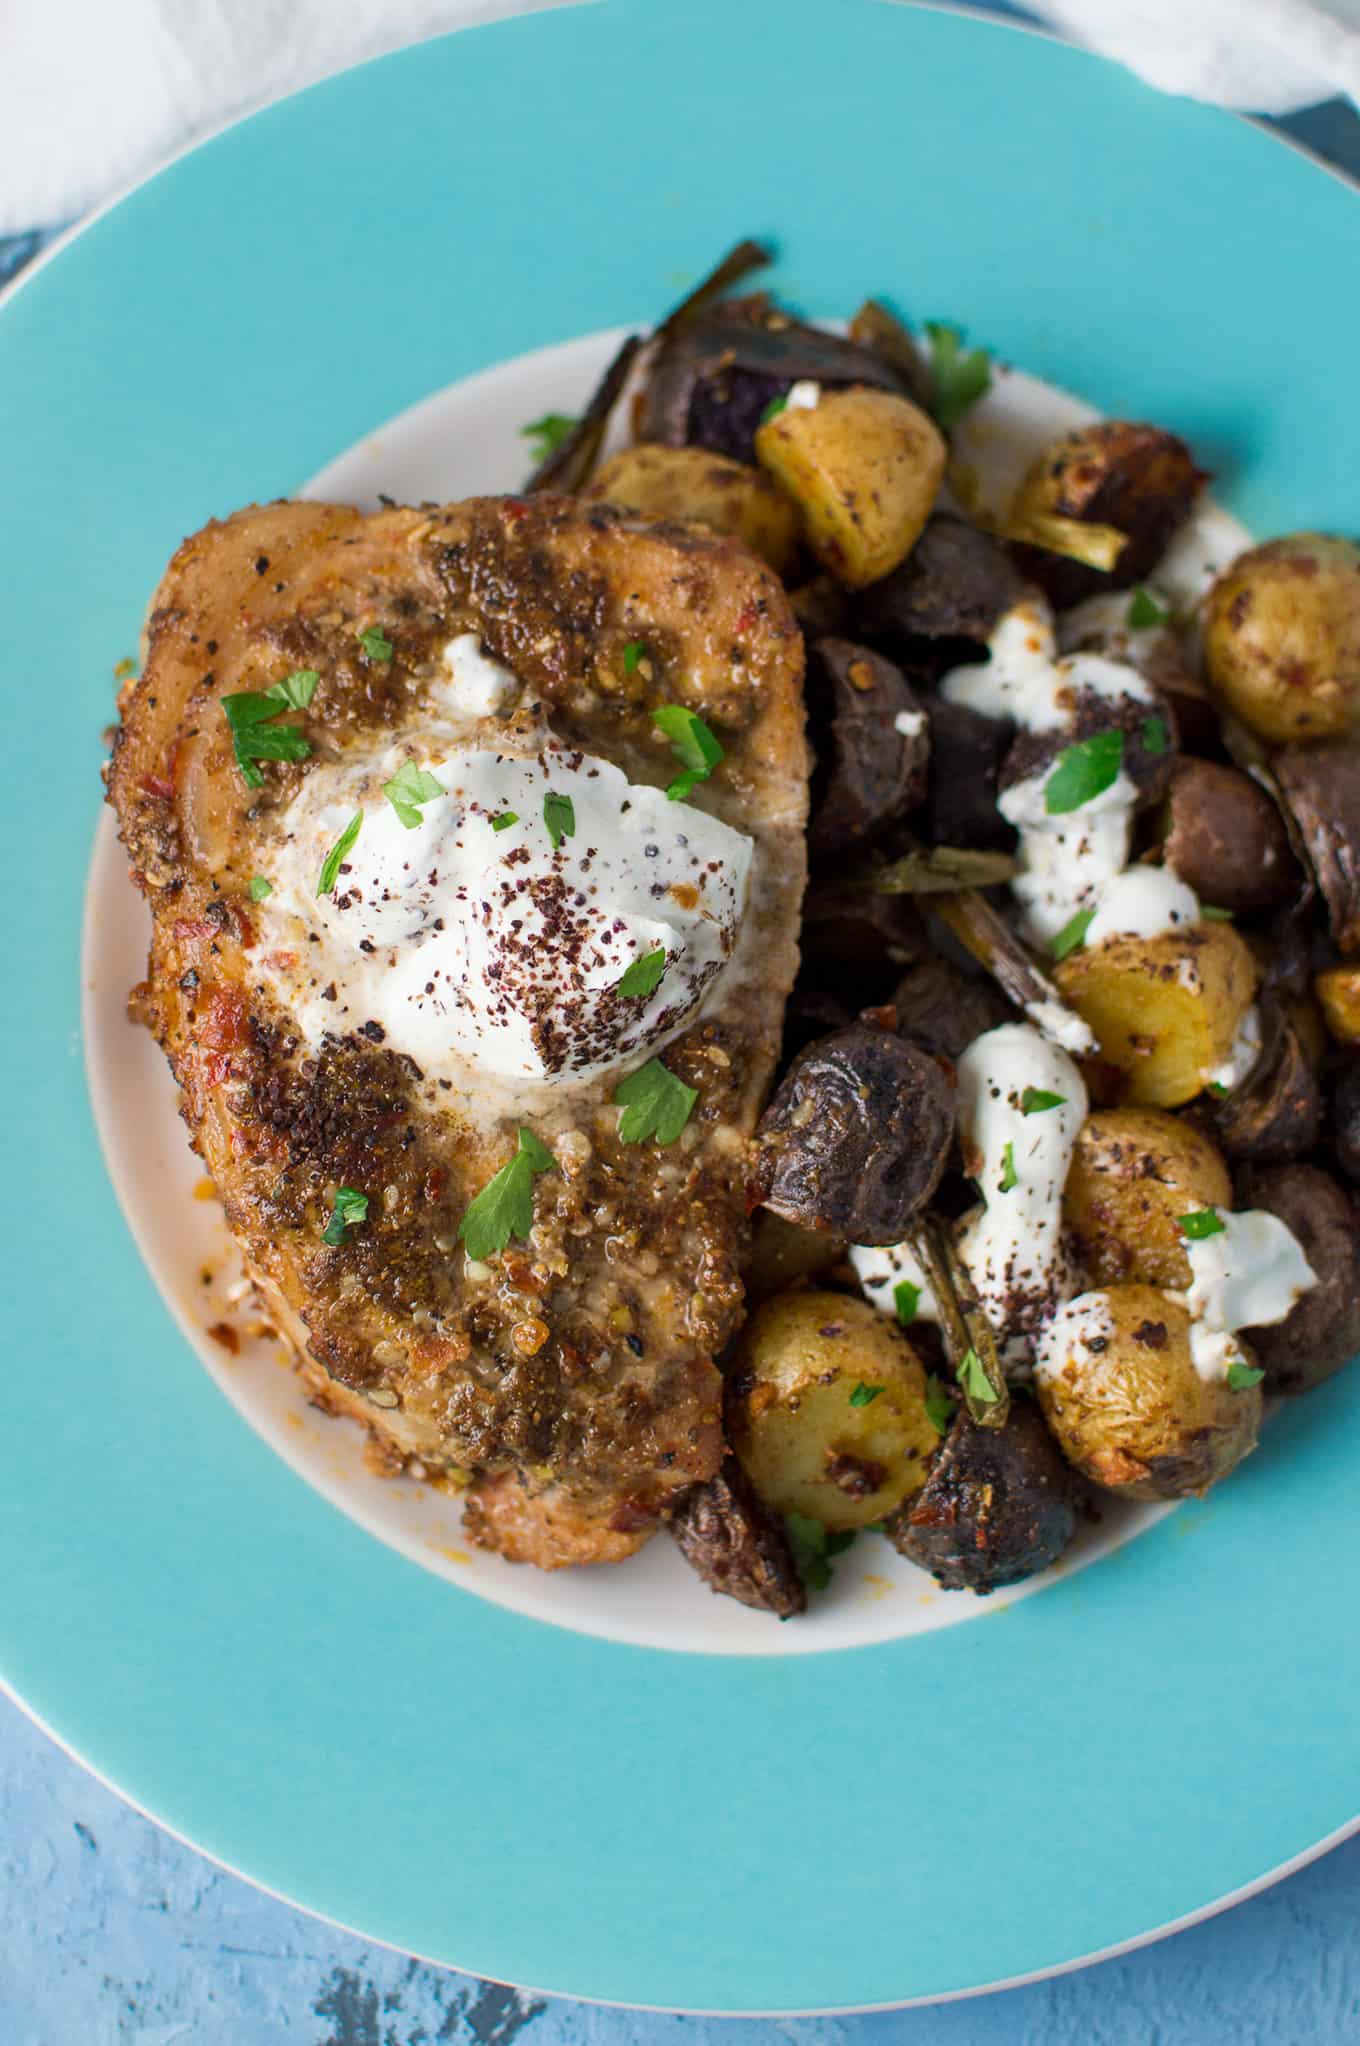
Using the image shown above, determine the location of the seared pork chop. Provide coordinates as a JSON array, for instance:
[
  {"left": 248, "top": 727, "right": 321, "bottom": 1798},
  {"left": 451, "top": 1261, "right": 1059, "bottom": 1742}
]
[{"left": 107, "top": 494, "right": 807, "bottom": 1567}]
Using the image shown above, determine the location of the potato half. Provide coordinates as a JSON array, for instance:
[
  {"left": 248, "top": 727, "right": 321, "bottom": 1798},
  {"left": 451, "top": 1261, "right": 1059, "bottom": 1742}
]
[
  {"left": 755, "top": 386, "right": 945, "bottom": 588},
  {"left": 1054, "top": 923, "right": 1257, "bottom": 1107},
  {"left": 1063, "top": 1109, "right": 1233, "bottom": 1289},
  {"left": 1203, "top": 533, "right": 1360, "bottom": 743},
  {"left": 728, "top": 1289, "right": 940, "bottom": 1531}
]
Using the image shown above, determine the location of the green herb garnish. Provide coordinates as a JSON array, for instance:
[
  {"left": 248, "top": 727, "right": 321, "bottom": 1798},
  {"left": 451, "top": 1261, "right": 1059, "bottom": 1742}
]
[
  {"left": 893, "top": 1278, "right": 921, "bottom": 1327},
  {"left": 824, "top": 1530, "right": 858, "bottom": 1557},
  {"left": 543, "top": 791, "right": 576, "bottom": 848},
  {"left": 998, "top": 1142, "right": 1019, "bottom": 1193},
  {"left": 759, "top": 393, "right": 789, "bottom": 425},
  {"left": 457, "top": 1128, "right": 557, "bottom": 1262},
  {"left": 1179, "top": 1208, "right": 1226, "bottom": 1240},
  {"left": 1141, "top": 714, "right": 1170, "bottom": 756},
  {"left": 957, "top": 1348, "right": 1000, "bottom": 1406},
  {"left": 1021, "top": 1087, "right": 1066, "bottom": 1114},
  {"left": 1044, "top": 730, "right": 1125, "bottom": 815},
  {"left": 382, "top": 761, "right": 445, "bottom": 829},
  {"left": 1208, "top": 1080, "right": 1230, "bottom": 1099},
  {"left": 316, "top": 810, "right": 363, "bottom": 897},
  {"left": 490, "top": 811, "right": 518, "bottom": 832},
  {"left": 220, "top": 682, "right": 315, "bottom": 788},
  {"left": 784, "top": 1512, "right": 833, "bottom": 1591},
  {"left": 1051, "top": 907, "right": 1095, "bottom": 962},
  {"left": 924, "top": 321, "right": 992, "bottom": 433},
  {"left": 521, "top": 413, "right": 579, "bottom": 462},
  {"left": 615, "top": 948, "right": 667, "bottom": 999},
  {"left": 358, "top": 626, "right": 393, "bottom": 663},
  {"left": 248, "top": 875, "right": 273, "bottom": 902},
  {"left": 849, "top": 1383, "right": 884, "bottom": 1408},
  {"left": 623, "top": 640, "right": 647, "bottom": 675},
  {"left": 924, "top": 1375, "right": 954, "bottom": 1437},
  {"left": 1127, "top": 587, "right": 1170, "bottom": 630},
  {"left": 1226, "top": 1360, "right": 1265, "bottom": 1391},
  {"left": 321, "top": 1186, "right": 368, "bottom": 1246},
  {"left": 613, "top": 1058, "right": 698, "bottom": 1145},
  {"left": 652, "top": 704, "right": 724, "bottom": 801},
  {"left": 1202, "top": 904, "right": 1234, "bottom": 922}
]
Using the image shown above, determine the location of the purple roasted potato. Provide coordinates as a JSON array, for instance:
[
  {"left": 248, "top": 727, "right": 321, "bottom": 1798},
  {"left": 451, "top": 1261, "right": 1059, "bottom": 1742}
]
[
  {"left": 808, "top": 637, "right": 930, "bottom": 853},
  {"left": 669, "top": 1455, "right": 806, "bottom": 1618},
  {"left": 887, "top": 1396, "right": 1077, "bottom": 1594}
]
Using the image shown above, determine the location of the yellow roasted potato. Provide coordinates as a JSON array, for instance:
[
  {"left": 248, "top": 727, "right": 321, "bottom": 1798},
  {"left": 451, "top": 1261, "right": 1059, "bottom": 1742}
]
[
  {"left": 1063, "top": 1109, "right": 1232, "bottom": 1289},
  {"left": 754, "top": 385, "right": 945, "bottom": 588},
  {"left": 1036, "top": 1286, "right": 1262, "bottom": 1500},
  {"left": 1203, "top": 534, "right": 1360, "bottom": 743},
  {"left": 1054, "top": 922, "right": 1258, "bottom": 1107},
  {"left": 582, "top": 443, "right": 801, "bottom": 575},
  {"left": 1317, "top": 965, "right": 1360, "bottom": 1046},
  {"left": 728, "top": 1289, "right": 939, "bottom": 1531}
]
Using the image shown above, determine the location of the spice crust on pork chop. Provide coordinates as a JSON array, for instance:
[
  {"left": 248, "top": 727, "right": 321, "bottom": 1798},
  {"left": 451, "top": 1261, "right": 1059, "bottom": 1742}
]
[{"left": 107, "top": 494, "right": 808, "bottom": 1567}]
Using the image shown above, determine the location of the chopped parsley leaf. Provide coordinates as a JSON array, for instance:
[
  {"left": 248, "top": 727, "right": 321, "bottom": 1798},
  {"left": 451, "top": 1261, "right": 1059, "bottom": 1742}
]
[
  {"left": 1141, "top": 714, "right": 1170, "bottom": 756},
  {"left": 248, "top": 875, "right": 273, "bottom": 902},
  {"left": 543, "top": 790, "right": 576, "bottom": 848},
  {"left": 653, "top": 704, "right": 724, "bottom": 801},
  {"left": 321, "top": 1185, "right": 368, "bottom": 1246},
  {"left": 615, "top": 948, "right": 667, "bottom": 999},
  {"left": 924, "top": 1375, "right": 954, "bottom": 1437},
  {"left": 924, "top": 321, "right": 992, "bottom": 433},
  {"left": 957, "top": 1347, "right": 1000, "bottom": 1406},
  {"left": 1127, "top": 587, "right": 1170, "bottom": 630},
  {"left": 1021, "top": 1086, "right": 1066, "bottom": 1114},
  {"left": 521, "top": 412, "right": 579, "bottom": 462},
  {"left": 221, "top": 689, "right": 313, "bottom": 789},
  {"left": 999, "top": 1141, "right": 1019, "bottom": 1193},
  {"left": 383, "top": 760, "right": 444, "bottom": 829},
  {"left": 1202, "top": 904, "right": 1234, "bottom": 921},
  {"left": 623, "top": 640, "right": 647, "bottom": 675},
  {"left": 1227, "top": 1360, "right": 1265, "bottom": 1391},
  {"left": 457, "top": 1128, "right": 557, "bottom": 1262},
  {"left": 893, "top": 1278, "right": 921, "bottom": 1327},
  {"left": 316, "top": 810, "right": 363, "bottom": 897},
  {"left": 358, "top": 626, "right": 393, "bottom": 663},
  {"left": 784, "top": 1512, "right": 833, "bottom": 1591},
  {"left": 265, "top": 670, "right": 320, "bottom": 710},
  {"left": 848, "top": 1382, "right": 884, "bottom": 1408},
  {"left": 824, "top": 1529, "right": 858, "bottom": 1557},
  {"left": 1051, "top": 906, "right": 1095, "bottom": 962},
  {"left": 1044, "top": 729, "right": 1125, "bottom": 815},
  {"left": 490, "top": 810, "right": 518, "bottom": 832},
  {"left": 613, "top": 1058, "right": 697, "bottom": 1145},
  {"left": 759, "top": 393, "right": 789, "bottom": 425},
  {"left": 1179, "top": 1207, "right": 1225, "bottom": 1240},
  {"left": 1208, "top": 1080, "right": 1231, "bottom": 1098}
]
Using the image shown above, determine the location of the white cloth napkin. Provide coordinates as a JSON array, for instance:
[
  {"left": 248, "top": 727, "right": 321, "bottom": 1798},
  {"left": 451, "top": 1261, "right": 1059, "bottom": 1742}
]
[{"left": 3, "top": 0, "right": 1360, "bottom": 237}]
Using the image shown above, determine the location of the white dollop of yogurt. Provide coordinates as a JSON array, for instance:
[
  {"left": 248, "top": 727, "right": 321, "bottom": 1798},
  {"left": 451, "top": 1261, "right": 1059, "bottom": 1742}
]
[
  {"left": 784, "top": 380, "right": 821, "bottom": 410},
  {"left": 849, "top": 1236, "right": 941, "bottom": 1329},
  {"left": 1083, "top": 867, "right": 1200, "bottom": 948},
  {"left": 252, "top": 642, "right": 752, "bottom": 1097},
  {"left": 1206, "top": 1004, "right": 1263, "bottom": 1093},
  {"left": 1181, "top": 1209, "right": 1317, "bottom": 1381}
]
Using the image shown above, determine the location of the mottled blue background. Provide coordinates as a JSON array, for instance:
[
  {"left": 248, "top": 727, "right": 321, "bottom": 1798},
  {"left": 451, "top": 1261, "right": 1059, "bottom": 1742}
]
[{"left": 5, "top": 37, "right": 1360, "bottom": 2041}]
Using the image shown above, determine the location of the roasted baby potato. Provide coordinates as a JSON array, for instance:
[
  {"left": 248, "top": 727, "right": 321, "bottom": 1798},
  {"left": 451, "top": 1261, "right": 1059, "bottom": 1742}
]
[
  {"left": 1036, "top": 1286, "right": 1262, "bottom": 1500},
  {"left": 1203, "top": 535, "right": 1360, "bottom": 743},
  {"left": 1063, "top": 1109, "right": 1232, "bottom": 1289},
  {"left": 807, "top": 637, "right": 929, "bottom": 852},
  {"left": 668, "top": 1454, "right": 806, "bottom": 1617},
  {"left": 754, "top": 386, "right": 946, "bottom": 588},
  {"left": 582, "top": 443, "right": 800, "bottom": 575},
  {"left": 892, "top": 955, "right": 1010, "bottom": 1064},
  {"left": 728, "top": 1290, "right": 941, "bottom": 1531},
  {"left": 1157, "top": 759, "right": 1298, "bottom": 913},
  {"left": 744, "top": 1210, "right": 847, "bottom": 1306},
  {"left": 1235, "top": 1163, "right": 1360, "bottom": 1395},
  {"left": 1007, "top": 421, "right": 1206, "bottom": 608},
  {"left": 1273, "top": 742, "right": 1360, "bottom": 952},
  {"left": 888, "top": 1397, "right": 1076, "bottom": 1594},
  {"left": 1054, "top": 923, "right": 1258, "bottom": 1107},
  {"left": 850, "top": 512, "right": 1028, "bottom": 662},
  {"left": 1211, "top": 1007, "right": 1322, "bottom": 1163},
  {"left": 1318, "top": 966, "right": 1360, "bottom": 1046}
]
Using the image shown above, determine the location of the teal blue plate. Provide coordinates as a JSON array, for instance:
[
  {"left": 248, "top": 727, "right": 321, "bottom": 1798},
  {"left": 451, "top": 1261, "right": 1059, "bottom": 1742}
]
[{"left": 3, "top": 0, "right": 1359, "bottom": 2012}]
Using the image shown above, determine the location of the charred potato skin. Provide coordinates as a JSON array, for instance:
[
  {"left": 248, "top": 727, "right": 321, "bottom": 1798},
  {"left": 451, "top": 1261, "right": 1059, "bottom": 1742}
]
[
  {"left": 1211, "top": 1008, "right": 1323, "bottom": 1164},
  {"left": 668, "top": 1455, "right": 807, "bottom": 1618},
  {"left": 849, "top": 513, "right": 1029, "bottom": 666},
  {"left": 1333, "top": 1061, "right": 1360, "bottom": 1184},
  {"left": 1159, "top": 759, "right": 1299, "bottom": 913},
  {"left": 728, "top": 1290, "right": 942, "bottom": 1531},
  {"left": 920, "top": 698, "right": 1017, "bottom": 854},
  {"left": 808, "top": 637, "right": 929, "bottom": 853},
  {"left": 1008, "top": 422, "right": 1207, "bottom": 609},
  {"left": 753, "top": 1023, "right": 954, "bottom": 1244},
  {"left": 1204, "top": 535, "right": 1360, "bottom": 744},
  {"left": 754, "top": 387, "right": 947, "bottom": 589},
  {"left": 893, "top": 956, "right": 1011, "bottom": 1065},
  {"left": 889, "top": 1398, "right": 1077, "bottom": 1594},
  {"left": 1036, "top": 1288, "right": 1262, "bottom": 1501},
  {"left": 1273, "top": 742, "right": 1360, "bottom": 952},
  {"left": 581, "top": 444, "right": 801, "bottom": 575},
  {"left": 1063, "top": 1110, "right": 1233, "bottom": 1290},
  {"left": 1054, "top": 923, "right": 1259, "bottom": 1108},
  {"left": 1235, "top": 1163, "right": 1360, "bottom": 1395}
]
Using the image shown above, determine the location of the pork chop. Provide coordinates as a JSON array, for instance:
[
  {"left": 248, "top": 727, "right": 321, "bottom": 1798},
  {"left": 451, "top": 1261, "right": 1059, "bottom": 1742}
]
[{"left": 107, "top": 494, "right": 807, "bottom": 1567}]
